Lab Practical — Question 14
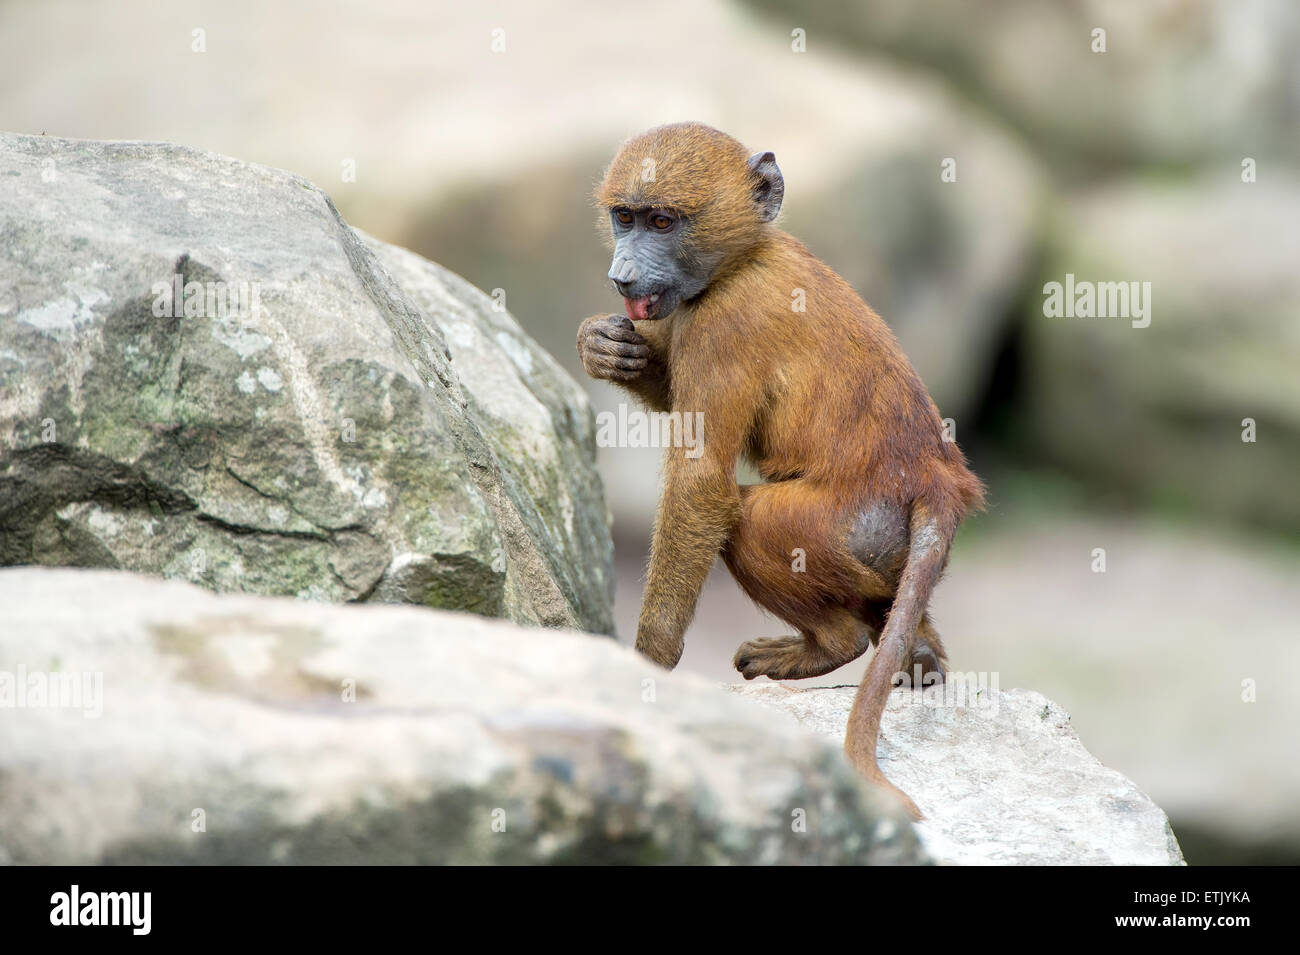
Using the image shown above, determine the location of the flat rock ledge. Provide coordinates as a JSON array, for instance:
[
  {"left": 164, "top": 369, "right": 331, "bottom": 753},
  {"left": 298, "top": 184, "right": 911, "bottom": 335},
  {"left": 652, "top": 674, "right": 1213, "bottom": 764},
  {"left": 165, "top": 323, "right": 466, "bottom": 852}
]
[
  {"left": 728, "top": 683, "right": 1186, "bottom": 865},
  {"left": 0, "top": 567, "right": 920, "bottom": 865}
]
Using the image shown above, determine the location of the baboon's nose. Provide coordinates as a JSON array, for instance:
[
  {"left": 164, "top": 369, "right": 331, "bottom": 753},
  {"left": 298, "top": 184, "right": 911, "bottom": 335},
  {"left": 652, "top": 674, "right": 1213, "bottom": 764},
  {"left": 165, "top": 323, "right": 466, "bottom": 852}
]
[{"left": 608, "top": 254, "right": 640, "bottom": 285}]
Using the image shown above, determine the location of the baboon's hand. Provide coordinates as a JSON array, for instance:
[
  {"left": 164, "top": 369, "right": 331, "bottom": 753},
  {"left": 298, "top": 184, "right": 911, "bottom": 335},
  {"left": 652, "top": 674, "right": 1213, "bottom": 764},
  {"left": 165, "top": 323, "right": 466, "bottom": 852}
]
[{"left": 577, "top": 314, "right": 651, "bottom": 383}]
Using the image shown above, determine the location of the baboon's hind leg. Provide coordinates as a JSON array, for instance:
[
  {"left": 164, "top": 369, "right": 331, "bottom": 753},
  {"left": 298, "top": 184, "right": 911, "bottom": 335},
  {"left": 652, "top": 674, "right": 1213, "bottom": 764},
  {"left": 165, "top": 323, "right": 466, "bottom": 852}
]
[
  {"left": 896, "top": 614, "right": 948, "bottom": 687},
  {"left": 733, "top": 607, "right": 877, "bottom": 681}
]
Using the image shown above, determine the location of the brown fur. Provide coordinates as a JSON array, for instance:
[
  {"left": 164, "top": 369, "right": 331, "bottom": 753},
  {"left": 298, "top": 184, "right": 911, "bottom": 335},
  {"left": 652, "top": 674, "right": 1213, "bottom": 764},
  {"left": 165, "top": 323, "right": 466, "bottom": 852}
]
[{"left": 582, "top": 123, "right": 984, "bottom": 819}]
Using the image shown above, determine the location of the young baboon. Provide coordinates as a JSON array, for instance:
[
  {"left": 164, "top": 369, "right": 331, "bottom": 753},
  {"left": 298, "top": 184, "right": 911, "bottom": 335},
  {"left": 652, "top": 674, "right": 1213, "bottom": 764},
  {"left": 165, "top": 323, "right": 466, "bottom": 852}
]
[{"left": 577, "top": 123, "right": 984, "bottom": 818}]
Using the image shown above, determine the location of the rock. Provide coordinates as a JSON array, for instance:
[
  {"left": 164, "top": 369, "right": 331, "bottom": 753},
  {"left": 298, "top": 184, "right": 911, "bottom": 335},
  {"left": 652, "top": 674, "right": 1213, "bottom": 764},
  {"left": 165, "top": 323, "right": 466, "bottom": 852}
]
[
  {"left": 0, "top": 132, "right": 614, "bottom": 633},
  {"left": 899, "top": 513, "right": 1300, "bottom": 865},
  {"left": 741, "top": 0, "right": 1300, "bottom": 170},
  {"left": 1024, "top": 174, "right": 1300, "bottom": 531},
  {"left": 0, "top": 567, "right": 921, "bottom": 865},
  {"left": 728, "top": 683, "right": 1185, "bottom": 865}
]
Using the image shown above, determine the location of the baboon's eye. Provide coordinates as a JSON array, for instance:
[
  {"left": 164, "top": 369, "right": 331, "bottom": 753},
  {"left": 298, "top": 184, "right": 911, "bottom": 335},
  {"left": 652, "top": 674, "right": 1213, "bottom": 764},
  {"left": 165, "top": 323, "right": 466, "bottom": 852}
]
[
  {"left": 614, "top": 208, "right": 634, "bottom": 225},
  {"left": 649, "top": 212, "right": 675, "bottom": 231}
]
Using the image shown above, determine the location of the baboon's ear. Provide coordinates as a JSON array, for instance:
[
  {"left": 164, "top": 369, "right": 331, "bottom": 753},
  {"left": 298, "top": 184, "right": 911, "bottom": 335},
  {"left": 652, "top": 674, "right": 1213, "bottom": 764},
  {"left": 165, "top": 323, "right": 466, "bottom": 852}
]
[{"left": 747, "top": 151, "right": 784, "bottom": 223}]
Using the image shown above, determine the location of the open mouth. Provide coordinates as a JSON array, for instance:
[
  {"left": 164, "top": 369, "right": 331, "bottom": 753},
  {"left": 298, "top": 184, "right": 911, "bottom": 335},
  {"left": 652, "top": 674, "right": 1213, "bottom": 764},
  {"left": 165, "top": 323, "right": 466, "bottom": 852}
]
[{"left": 623, "top": 291, "right": 662, "bottom": 321}]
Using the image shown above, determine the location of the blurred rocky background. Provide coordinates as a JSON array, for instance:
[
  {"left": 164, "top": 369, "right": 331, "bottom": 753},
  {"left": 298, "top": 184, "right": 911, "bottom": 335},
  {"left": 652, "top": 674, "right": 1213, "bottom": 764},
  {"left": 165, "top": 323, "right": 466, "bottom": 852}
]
[{"left": 2, "top": 0, "right": 1296, "bottom": 864}]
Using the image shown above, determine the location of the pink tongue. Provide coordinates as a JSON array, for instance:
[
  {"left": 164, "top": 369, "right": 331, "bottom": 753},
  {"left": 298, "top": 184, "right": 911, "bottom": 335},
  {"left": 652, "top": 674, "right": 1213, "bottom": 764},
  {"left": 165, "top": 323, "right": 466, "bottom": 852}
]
[{"left": 625, "top": 296, "right": 652, "bottom": 321}]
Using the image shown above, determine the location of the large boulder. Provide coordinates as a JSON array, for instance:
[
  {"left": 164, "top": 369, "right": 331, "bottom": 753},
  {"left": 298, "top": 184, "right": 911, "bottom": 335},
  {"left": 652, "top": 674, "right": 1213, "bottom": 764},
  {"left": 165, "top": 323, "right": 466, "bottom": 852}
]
[
  {"left": 0, "top": 132, "right": 614, "bottom": 633},
  {"left": 0, "top": 568, "right": 920, "bottom": 865},
  {"left": 731, "top": 683, "right": 1186, "bottom": 865}
]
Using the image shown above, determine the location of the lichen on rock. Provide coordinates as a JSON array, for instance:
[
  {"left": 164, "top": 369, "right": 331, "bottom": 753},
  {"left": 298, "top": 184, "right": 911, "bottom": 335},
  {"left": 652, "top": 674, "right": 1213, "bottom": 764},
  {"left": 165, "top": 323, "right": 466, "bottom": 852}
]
[{"left": 0, "top": 132, "right": 614, "bottom": 634}]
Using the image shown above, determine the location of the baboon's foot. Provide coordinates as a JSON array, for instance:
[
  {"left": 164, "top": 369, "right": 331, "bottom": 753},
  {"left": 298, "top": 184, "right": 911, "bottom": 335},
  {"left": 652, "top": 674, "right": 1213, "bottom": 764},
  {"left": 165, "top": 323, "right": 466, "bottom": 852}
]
[
  {"left": 734, "top": 635, "right": 844, "bottom": 681},
  {"left": 895, "top": 639, "right": 947, "bottom": 688}
]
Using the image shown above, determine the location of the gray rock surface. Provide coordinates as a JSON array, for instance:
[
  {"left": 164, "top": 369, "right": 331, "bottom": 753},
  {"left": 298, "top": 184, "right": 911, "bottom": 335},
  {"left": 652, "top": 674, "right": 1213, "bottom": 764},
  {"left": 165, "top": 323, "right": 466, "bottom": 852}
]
[
  {"left": 0, "top": 132, "right": 614, "bottom": 632},
  {"left": 729, "top": 682, "right": 1186, "bottom": 865},
  {"left": 0, "top": 567, "right": 920, "bottom": 865}
]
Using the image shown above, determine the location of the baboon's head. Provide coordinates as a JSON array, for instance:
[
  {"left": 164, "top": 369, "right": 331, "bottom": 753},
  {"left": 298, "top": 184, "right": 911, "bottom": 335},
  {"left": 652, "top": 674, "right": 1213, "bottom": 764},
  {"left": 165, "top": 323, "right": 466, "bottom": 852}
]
[{"left": 595, "top": 122, "right": 783, "bottom": 321}]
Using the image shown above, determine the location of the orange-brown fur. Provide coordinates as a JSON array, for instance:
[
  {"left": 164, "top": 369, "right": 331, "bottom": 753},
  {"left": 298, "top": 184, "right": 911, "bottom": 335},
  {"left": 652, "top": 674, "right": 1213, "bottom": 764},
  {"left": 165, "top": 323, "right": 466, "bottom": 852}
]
[{"left": 583, "top": 123, "right": 984, "bottom": 818}]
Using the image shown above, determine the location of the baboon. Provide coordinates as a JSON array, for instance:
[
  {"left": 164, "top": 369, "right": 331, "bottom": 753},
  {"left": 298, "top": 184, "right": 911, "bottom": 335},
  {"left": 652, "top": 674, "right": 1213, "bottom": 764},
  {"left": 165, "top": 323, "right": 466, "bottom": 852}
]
[{"left": 577, "top": 123, "right": 984, "bottom": 818}]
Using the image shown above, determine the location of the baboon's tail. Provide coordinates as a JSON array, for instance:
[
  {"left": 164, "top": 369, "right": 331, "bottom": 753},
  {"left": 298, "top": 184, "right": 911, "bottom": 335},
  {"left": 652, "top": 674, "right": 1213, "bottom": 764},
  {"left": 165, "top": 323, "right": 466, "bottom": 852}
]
[{"left": 843, "top": 504, "right": 956, "bottom": 820}]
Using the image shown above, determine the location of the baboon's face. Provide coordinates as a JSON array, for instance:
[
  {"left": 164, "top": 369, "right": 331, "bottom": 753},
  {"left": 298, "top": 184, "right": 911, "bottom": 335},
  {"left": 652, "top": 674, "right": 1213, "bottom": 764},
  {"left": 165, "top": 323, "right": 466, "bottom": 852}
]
[
  {"left": 605, "top": 206, "right": 710, "bottom": 322},
  {"left": 597, "top": 129, "right": 784, "bottom": 322}
]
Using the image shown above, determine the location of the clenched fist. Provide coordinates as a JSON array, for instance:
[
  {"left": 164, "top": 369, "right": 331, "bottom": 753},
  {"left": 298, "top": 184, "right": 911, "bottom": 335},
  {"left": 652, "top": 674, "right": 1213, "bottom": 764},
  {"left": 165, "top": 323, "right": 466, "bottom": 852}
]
[{"left": 577, "top": 314, "right": 652, "bottom": 383}]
